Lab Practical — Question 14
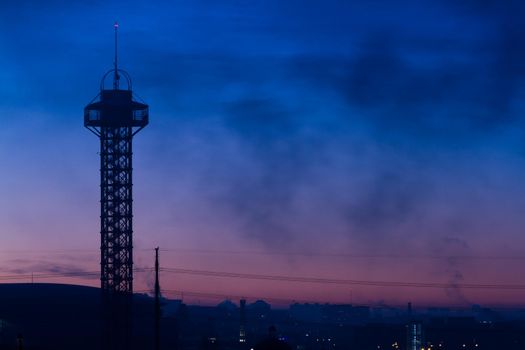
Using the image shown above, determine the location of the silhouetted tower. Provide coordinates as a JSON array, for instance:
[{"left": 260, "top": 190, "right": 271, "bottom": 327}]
[
  {"left": 239, "top": 299, "right": 247, "bottom": 345},
  {"left": 84, "top": 22, "right": 149, "bottom": 350}
]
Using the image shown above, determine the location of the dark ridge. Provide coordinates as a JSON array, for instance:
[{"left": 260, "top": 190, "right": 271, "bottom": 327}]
[{"left": 0, "top": 283, "right": 156, "bottom": 350}]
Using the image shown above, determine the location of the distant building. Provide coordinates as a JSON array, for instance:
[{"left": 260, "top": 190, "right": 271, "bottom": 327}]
[
  {"left": 407, "top": 303, "right": 424, "bottom": 350},
  {"left": 248, "top": 300, "right": 271, "bottom": 319},
  {"left": 239, "top": 299, "right": 247, "bottom": 344},
  {"left": 407, "top": 322, "right": 424, "bottom": 350},
  {"left": 290, "top": 303, "right": 370, "bottom": 325}
]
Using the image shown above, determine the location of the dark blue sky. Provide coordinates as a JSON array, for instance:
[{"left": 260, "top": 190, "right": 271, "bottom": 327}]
[{"left": 1, "top": 0, "right": 525, "bottom": 305}]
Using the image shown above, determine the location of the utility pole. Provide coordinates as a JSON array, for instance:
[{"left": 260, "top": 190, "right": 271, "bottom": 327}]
[{"left": 155, "top": 247, "right": 161, "bottom": 350}]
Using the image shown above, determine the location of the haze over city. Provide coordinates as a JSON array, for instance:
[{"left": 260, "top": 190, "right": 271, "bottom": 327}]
[{"left": 1, "top": 0, "right": 525, "bottom": 308}]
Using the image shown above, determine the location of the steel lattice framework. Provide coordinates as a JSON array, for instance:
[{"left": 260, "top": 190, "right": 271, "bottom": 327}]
[
  {"left": 99, "top": 126, "right": 134, "bottom": 350},
  {"left": 100, "top": 126, "right": 134, "bottom": 293},
  {"left": 84, "top": 23, "right": 148, "bottom": 350}
]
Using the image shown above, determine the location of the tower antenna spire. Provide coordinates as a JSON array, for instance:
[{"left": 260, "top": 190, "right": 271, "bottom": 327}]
[{"left": 113, "top": 21, "right": 120, "bottom": 90}]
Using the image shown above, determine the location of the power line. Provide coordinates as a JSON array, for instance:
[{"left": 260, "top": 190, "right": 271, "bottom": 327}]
[
  {"left": 1, "top": 248, "right": 525, "bottom": 261},
  {"left": 160, "top": 267, "right": 525, "bottom": 290},
  {"left": 0, "top": 271, "right": 98, "bottom": 281},
  {"left": 1, "top": 265, "right": 524, "bottom": 291},
  {"left": 0, "top": 248, "right": 162, "bottom": 255},
  {"left": 149, "top": 248, "right": 525, "bottom": 261},
  {"left": 0, "top": 268, "right": 154, "bottom": 282}
]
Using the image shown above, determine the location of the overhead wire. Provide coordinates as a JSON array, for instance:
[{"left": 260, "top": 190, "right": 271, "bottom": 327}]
[
  {"left": 0, "top": 267, "right": 154, "bottom": 281},
  {"left": 1, "top": 248, "right": 525, "bottom": 261},
  {"left": 160, "top": 267, "right": 525, "bottom": 290},
  {"left": 0, "top": 265, "right": 522, "bottom": 291}
]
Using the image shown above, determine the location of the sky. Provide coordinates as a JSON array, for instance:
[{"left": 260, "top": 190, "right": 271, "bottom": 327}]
[{"left": 1, "top": 0, "right": 525, "bottom": 307}]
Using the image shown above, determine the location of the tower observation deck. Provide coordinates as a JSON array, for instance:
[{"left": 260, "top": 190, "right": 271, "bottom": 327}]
[{"left": 84, "top": 22, "right": 148, "bottom": 350}]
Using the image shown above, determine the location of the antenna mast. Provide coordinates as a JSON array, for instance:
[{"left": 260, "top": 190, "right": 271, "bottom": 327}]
[{"left": 113, "top": 21, "right": 120, "bottom": 90}]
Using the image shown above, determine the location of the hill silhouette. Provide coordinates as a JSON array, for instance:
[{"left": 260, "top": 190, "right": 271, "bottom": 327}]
[{"left": 0, "top": 283, "right": 155, "bottom": 350}]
